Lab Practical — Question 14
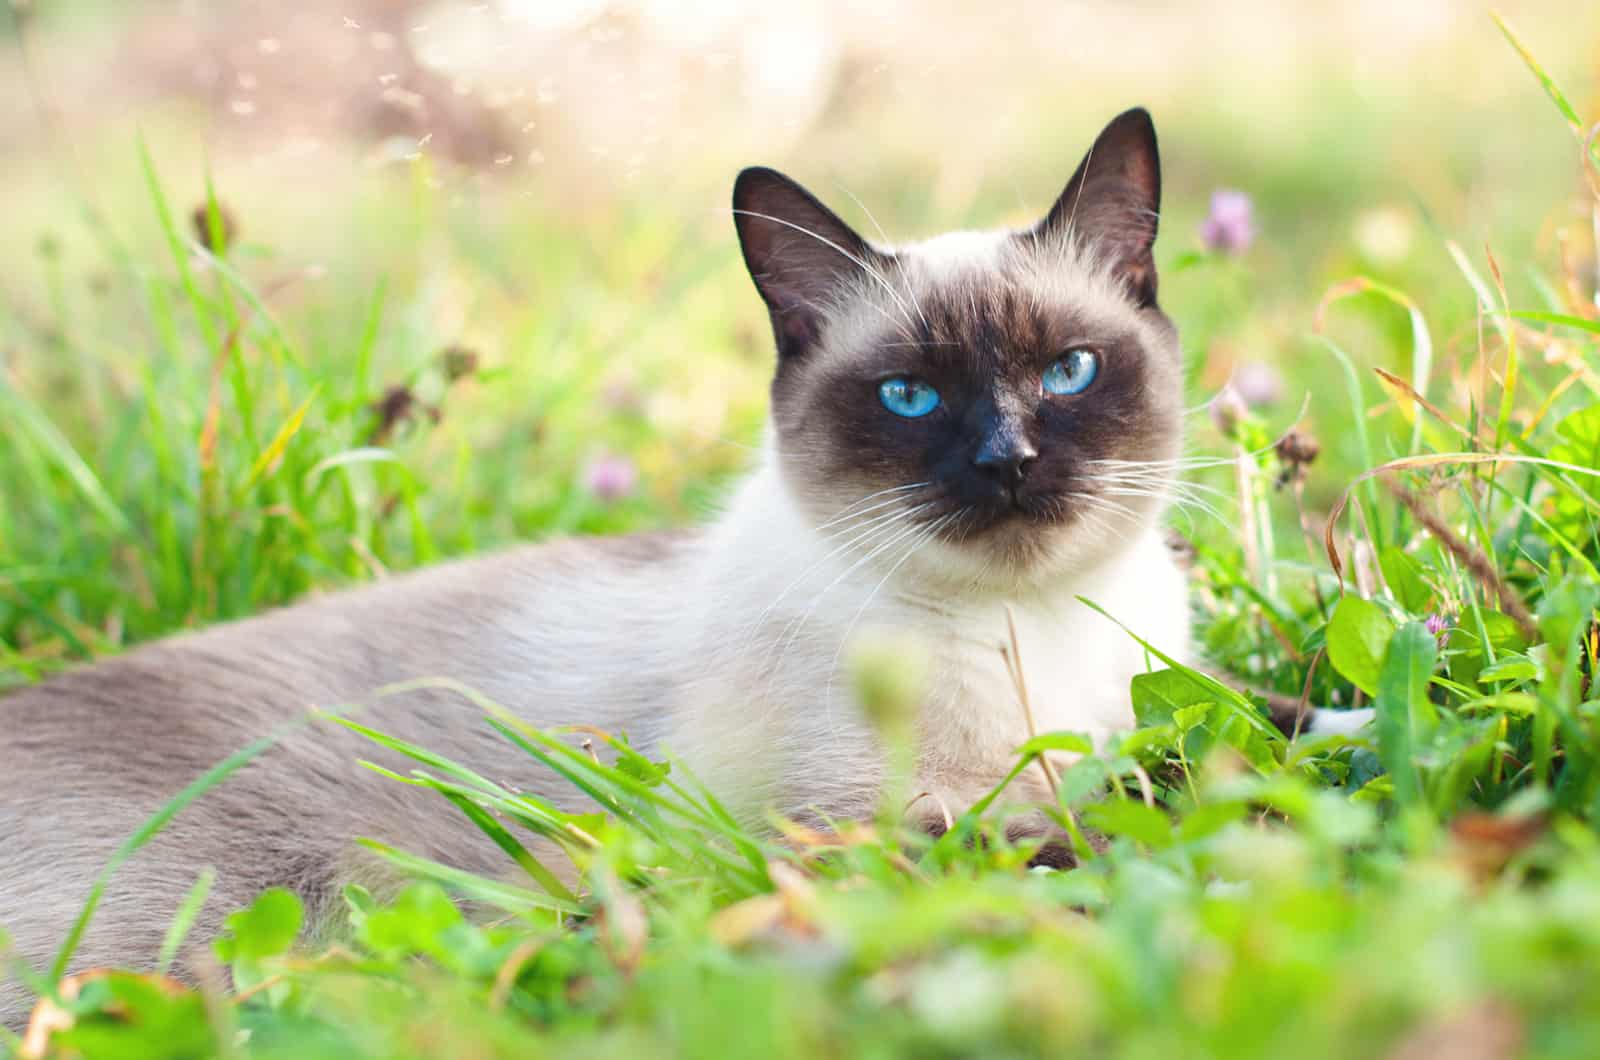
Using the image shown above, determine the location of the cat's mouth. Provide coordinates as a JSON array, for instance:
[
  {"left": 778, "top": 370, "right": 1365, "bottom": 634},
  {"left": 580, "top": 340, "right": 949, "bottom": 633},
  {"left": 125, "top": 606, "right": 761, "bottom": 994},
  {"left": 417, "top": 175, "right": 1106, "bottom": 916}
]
[
  {"left": 930, "top": 476, "right": 1167, "bottom": 544},
  {"left": 925, "top": 487, "right": 1069, "bottom": 540}
]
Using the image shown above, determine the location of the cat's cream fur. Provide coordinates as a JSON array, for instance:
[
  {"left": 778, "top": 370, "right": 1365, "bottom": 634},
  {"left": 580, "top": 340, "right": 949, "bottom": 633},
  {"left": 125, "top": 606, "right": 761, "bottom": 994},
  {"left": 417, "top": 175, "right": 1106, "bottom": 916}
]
[
  {"left": 666, "top": 446, "right": 1189, "bottom": 826},
  {"left": 0, "top": 109, "right": 1194, "bottom": 1027}
]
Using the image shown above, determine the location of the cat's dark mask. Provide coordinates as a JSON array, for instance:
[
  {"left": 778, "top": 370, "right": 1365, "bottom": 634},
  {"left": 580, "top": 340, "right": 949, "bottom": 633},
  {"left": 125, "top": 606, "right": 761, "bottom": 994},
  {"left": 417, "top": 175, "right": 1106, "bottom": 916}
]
[{"left": 733, "top": 108, "right": 1184, "bottom": 586}]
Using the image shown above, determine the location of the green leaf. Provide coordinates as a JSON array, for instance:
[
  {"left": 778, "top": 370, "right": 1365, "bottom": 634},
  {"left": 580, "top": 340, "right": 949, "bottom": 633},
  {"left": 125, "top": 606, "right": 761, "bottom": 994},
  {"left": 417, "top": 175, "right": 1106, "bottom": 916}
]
[
  {"left": 1547, "top": 406, "right": 1600, "bottom": 545},
  {"left": 1081, "top": 800, "right": 1172, "bottom": 849},
  {"left": 613, "top": 741, "right": 673, "bottom": 788},
  {"left": 1215, "top": 712, "right": 1279, "bottom": 773},
  {"left": 1555, "top": 404, "right": 1600, "bottom": 452},
  {"left": 1130, "top": 667, "right": 1216, "bottom": 727},
  {"left": 1476, "top": 655, "right": 1539, "bottom": 684},
  {"left": 1327, "top": 596, "right": 1397, "bottom": 696},
  {"left": 1177, "top": 800, "right": 1246, "bottom": 841},
  {"left": 1447, "top": 608, "right": 1531, "bottom": 688},
  {"left": 1078, "top": 597, "right": 1279, "bottom": 741},
  {"left": 214, "top": 887, "right": 303, "bottom": 963},
  {"left": 344, "top": 883, "right": 377, "bottom": 919},
  {"left": 1374, "top": 622, "right": 1439, "bottom": 809},
  {"left": 1378, "top": 547, "right": 1432, "bottom": 613},
  {"left": 1172, "top": 703, "right": 1213, "bottom": 734},
  {"left": 359, "top": 882, "right": 465, "bottom": 958},
  {"left": 1056, "top": 756, "right": 1112, "bottom": 806},
  {"left": 1118, "top": 725, "right": 1180, "bottom": 758},
  {"left": 53, "top": 975, "right": 218, "bottom": 1058}
]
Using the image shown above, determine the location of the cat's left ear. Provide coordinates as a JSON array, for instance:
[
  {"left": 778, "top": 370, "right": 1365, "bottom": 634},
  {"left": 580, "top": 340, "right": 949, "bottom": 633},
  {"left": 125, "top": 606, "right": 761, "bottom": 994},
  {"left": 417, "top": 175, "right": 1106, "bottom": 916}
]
[
  {"left": 1033, "top": 107, "right": 1162, "bottom": 307},
  {"left": 733, "top": 167, "right": 880, "bottom": 361}
]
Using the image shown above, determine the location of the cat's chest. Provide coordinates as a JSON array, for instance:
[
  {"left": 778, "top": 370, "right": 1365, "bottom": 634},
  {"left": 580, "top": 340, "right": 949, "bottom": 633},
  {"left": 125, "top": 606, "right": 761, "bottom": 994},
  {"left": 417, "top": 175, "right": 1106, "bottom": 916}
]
[
  {"left": 915, "top": 540, "right": 1191, "bottom": 763},
  {"left": 930, "top": 600, "right": 1141, "bottom": 747}
]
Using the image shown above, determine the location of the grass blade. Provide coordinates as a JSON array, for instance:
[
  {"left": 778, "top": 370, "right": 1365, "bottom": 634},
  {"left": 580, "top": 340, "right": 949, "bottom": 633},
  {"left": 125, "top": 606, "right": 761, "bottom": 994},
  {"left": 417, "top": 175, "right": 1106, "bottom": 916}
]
[
  {"left": 1373, "top": 622, "right": 1438, "bottom": 812},
  {"left": 244, "top": 388, "right": 319, "bottom": 488},
  {"left": 1509, "top": 310, "right": 1600, "bottom": 335},
  {"left": 157, "top": 868, "right": 217, "bottom": 975},
  {"left": 356, "top": 841, "right": 579, "bottom": 917},
  {"left": 0, "top": 381, "right": 133, "bottom": 536}
]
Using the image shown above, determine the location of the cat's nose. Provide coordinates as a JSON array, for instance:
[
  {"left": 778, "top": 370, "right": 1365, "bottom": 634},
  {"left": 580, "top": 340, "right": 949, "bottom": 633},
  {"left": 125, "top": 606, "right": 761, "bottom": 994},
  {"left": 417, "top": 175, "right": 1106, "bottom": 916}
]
[{"left": 973, "top": 435, "right": 1038, "bottom": 486}]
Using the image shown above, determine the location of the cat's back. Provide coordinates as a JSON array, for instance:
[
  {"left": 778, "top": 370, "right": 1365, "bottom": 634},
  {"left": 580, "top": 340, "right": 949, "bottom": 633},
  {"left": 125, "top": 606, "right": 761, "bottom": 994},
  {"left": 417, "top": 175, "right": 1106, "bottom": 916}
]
[
  {"left": 0, "top": 529, "right": 698, "bottom": 1024},
  {"left": 0, "top": 528, "right": 700, "bottom": 777}
]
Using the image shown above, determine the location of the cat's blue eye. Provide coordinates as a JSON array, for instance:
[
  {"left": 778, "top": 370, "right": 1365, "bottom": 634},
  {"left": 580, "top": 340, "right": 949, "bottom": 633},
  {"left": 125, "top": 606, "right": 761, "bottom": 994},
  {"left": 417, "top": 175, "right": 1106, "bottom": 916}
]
[
  {"left": 1042, "top": 349, "right": 1099, "bottom": 396},
  {"left": 878, "top": 377, "right": 941, "bottom": 418}
]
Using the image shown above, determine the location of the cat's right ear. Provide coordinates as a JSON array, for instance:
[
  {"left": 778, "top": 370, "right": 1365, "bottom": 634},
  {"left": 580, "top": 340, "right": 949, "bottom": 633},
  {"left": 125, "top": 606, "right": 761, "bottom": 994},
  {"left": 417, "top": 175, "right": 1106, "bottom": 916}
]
[
  {"left": 733, "top": 167, "right": 878, "bottom": 360},
  {"left": 1033, "top": 108, "right": 1162, "bottom": 308}
]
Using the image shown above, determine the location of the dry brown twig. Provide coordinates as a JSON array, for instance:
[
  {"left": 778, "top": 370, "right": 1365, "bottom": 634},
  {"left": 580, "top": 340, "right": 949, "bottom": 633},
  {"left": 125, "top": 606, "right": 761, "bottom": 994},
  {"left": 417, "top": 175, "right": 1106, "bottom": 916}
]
[
  {"left": 1001, "top": 604, "right": 1060, "bottom": 802},
  {"left": 1385, "top": 480, "right": 1539, "bottom": 642}
]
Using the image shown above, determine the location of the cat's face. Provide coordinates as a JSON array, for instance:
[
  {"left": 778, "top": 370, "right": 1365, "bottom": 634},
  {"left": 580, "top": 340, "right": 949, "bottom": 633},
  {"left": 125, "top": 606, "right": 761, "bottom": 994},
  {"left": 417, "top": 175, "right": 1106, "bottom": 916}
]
[{"left": 734, "top": 108, "right": 1183, "bottom": 589}]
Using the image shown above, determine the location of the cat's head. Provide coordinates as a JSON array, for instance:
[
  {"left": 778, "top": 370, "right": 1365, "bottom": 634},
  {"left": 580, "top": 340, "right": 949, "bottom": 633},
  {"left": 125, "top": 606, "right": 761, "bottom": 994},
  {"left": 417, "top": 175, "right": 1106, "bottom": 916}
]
[{"left": 734, "top": 108, "right": 1183, "bottom": 590}]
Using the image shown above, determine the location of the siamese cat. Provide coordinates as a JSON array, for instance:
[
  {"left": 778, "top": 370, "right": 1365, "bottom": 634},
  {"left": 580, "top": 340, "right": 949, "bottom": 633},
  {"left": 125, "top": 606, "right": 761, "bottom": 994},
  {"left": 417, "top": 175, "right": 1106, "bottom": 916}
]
[{"left": 0, "top": 108, "right": 1353, "bottom": 1026}]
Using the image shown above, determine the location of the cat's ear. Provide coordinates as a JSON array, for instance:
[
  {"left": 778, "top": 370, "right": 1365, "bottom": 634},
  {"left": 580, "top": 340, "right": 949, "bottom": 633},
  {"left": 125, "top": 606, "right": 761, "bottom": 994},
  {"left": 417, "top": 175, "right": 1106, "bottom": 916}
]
[
  {"left": 1034, "top": 107, "right": 1162, "bottom": 307},
  {"left": 733, "top": 167, "right": 879, "bottom": 360}
]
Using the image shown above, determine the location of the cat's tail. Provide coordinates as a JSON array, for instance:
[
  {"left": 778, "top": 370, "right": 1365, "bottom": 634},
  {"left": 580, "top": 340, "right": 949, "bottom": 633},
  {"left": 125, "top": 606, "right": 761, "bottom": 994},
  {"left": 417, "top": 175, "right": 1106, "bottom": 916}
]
[
  {"left": 1301, "top": 706, "right": 1376, "bottom": 736},
  {"left": 1201, "top": 666, "right": 1374, "bottom": 740},
  {"left": 1253, "top": 684, "right": 1375, "bottom": 739}
]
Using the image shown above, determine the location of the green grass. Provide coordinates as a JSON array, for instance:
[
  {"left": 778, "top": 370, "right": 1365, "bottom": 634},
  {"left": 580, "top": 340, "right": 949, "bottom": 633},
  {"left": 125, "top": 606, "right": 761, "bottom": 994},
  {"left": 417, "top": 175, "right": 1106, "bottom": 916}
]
[{"left": 6, "top": 10, "right": 1600, "bottom": 1059}]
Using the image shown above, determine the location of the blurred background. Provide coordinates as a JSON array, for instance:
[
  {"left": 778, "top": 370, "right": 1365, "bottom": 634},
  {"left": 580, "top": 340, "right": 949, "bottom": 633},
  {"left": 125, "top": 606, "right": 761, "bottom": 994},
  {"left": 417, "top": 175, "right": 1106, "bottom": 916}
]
[{"left": 1, "top": 0, "right": 1598, "bottom": 660}]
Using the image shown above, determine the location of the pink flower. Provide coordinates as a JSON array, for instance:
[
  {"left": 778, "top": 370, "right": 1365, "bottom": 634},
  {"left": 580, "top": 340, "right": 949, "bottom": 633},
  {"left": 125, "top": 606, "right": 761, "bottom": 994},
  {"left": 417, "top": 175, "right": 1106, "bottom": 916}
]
[
  {"left": 1232, "top": 360, "right": 1284, "bottom": 407},
  {"left": 1209, "top": 384, "right": 1249, "bottom": 439},
  {"left": 1425, "top": 612, "right": 1453, "bottom": 647},
  {"left": 583, "top": 453, "right": 638, "bottom": 502},
  {"left": 601, "top": 379, "right": 643, "bottom": 414},
  {"left": 1199, "top": 190, "right": 1255, "bottom": 254}
]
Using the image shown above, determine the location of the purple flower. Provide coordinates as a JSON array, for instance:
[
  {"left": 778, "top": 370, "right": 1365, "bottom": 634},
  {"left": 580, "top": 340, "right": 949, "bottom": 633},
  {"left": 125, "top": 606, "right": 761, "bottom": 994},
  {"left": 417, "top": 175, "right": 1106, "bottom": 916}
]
[
  {"left": 1425, "top": 612, "right": 1453, "bottom": 647},
  {"left": 583, "top": 453, "right": 638, "bottom": 503},
  {"left": 1199, "top": 190, "right": 1255, "bottom": 255}
]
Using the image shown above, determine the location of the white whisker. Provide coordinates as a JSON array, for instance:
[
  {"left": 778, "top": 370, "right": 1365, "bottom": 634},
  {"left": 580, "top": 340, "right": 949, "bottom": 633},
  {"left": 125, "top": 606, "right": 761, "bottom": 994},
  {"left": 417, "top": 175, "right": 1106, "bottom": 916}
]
[
  {"left": 1099, "top": 485, "right": 1227, "bottom": 525},
  {"left": 829, "top": 180, "right": 893, "bottom": 247},
  {"left": 815, "top": 483, "right": 930, "bottom": 531},
  {"left": 761, "top": 510, "right": 934, "bottom": 683},
  {"left": 734, "top": 503, "right": 927, "bottom": 665},
  {"left": 1088, "top": 468, "right": 1232, "bottom": 500}
]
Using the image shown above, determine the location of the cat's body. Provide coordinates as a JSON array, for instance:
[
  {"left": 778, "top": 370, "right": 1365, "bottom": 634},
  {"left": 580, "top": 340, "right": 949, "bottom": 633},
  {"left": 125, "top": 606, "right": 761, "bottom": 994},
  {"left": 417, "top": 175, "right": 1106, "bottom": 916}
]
[
  {"left": 0, "top": 459, "right": 1185, "bottom": 1024},
  {"left": 2, "top": 109, "right": 1206, "bottom": 1025}
]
